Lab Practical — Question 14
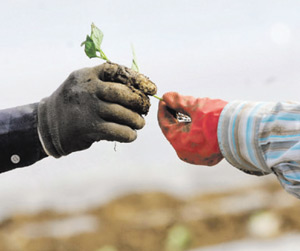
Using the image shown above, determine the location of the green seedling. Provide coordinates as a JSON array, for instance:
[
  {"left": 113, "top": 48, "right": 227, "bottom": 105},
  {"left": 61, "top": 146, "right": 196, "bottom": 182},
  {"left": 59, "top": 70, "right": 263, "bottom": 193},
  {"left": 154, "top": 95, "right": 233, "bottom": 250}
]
[
  {"left": 131, "top": 44, "right": 163, "bottom": 101},
  {"left": 131, "top": 44, "right": 139, "bottom": 73},
  {"left": 82, "top": 23, "right": 163, "bottom": 101},
  {"left": 81, "top": 24, "right": 190, "bottom": 123},
  {"left": 81, "top": 23, "right": 109, "bottom": 61}
]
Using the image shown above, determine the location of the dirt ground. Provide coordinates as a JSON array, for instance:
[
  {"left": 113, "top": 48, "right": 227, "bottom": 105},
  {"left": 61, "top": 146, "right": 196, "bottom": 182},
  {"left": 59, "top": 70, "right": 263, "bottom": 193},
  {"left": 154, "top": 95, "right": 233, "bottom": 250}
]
[{"left": 0, "top": 181, "right": 299, "bottom": 251}]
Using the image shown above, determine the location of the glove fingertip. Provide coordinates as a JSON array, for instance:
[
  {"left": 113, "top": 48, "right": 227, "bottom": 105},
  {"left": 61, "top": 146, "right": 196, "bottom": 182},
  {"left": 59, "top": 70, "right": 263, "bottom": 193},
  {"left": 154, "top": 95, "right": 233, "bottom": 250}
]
[
  {"left": 157, "top": 102, "right": 178, "bottom": 131},
  {"left": 162, "top": 92, "right": 178, "bottom": 106},
  {"left": 162, "top": 92, "right": 192, "bottom": 113}
]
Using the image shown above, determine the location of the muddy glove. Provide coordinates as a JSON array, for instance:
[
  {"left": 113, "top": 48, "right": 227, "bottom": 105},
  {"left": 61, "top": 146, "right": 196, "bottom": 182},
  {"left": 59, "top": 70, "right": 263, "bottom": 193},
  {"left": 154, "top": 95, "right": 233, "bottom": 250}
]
[
  {"left": 38, "top": 62, "right": 156, "bottom": 158},
  {"left": 157, "top": 92, "right": 227, "bottom": 166}
]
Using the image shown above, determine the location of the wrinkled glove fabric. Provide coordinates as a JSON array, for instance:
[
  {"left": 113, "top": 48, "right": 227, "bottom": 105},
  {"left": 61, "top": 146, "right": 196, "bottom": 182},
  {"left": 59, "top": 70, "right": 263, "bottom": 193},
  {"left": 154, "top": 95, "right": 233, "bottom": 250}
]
[
  {"left": 38, "top": 63, "right": 156, "bottom": 158},
  {"left": 158, "top": 92, "right": 227, "bottom": 166}
]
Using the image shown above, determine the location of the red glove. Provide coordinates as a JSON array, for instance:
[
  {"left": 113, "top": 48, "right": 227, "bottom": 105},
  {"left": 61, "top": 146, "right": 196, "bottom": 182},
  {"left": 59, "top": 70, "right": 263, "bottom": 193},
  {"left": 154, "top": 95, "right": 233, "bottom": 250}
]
[{"left": 157, "top": 92, "right": 228, "bottom": 166}]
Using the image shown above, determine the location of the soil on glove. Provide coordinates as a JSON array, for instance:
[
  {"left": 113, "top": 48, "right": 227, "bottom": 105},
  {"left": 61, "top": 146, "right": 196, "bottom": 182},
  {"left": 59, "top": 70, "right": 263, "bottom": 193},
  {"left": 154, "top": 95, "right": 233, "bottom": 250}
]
[
  {"left": 0, "top": 181, "right": 300, "bottom": 251},
  {"left": 100, "top": 62, "right": 157, "bottom": 115}
]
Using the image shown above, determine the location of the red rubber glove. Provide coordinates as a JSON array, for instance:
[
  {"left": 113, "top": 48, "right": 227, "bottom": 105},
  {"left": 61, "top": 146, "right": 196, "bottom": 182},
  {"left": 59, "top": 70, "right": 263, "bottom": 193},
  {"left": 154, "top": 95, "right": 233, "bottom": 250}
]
[{"left": 158, "top": 92, "right": 228, "bottom": 166}]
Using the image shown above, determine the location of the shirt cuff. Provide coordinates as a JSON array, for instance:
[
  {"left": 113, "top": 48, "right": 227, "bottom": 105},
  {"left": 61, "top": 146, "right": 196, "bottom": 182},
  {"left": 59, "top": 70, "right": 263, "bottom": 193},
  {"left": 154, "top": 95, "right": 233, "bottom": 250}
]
[
  {"left": 217, "top": 101, "right": 273, "bottom": 176},
  {"left": 0, "top": 103, "right": 48, "bottom": 172}
]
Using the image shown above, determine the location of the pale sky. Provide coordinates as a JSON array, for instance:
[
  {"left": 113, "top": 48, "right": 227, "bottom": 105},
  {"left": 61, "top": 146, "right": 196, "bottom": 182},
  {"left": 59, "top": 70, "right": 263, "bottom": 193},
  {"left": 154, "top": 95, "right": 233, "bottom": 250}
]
[{"left": 0, "top": 0, "right": 300, "bottom": 216}]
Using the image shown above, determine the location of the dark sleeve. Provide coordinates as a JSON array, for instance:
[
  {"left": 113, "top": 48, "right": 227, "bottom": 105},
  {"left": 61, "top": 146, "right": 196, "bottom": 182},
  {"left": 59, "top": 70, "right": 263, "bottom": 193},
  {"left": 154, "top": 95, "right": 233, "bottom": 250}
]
[{"left": 0, "top": 103, "right": 48, "bottom": 173}]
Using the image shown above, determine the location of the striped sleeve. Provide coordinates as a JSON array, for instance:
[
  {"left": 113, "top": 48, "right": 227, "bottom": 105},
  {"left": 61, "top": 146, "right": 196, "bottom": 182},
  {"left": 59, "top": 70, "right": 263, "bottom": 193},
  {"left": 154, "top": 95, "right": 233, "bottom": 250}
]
[{"left": 218, "top": 100, "right": 300, "bottom": 198}]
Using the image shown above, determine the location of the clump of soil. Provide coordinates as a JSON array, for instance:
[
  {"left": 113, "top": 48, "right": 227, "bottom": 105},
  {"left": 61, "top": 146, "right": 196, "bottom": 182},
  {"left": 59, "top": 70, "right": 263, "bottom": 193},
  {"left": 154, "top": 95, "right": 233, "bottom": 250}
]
[
  {"left": 100, "top": 62, "right": 157, "bottom": 115},
  {"left": 0, "top": 182, "right": 300, "bottom": 251}
]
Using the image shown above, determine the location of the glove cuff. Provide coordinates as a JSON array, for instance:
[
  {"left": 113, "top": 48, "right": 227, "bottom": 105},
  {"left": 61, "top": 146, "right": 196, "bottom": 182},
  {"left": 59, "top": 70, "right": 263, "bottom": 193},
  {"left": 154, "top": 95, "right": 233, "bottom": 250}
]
[{"left": 37, "top": 98, "right": 63, "bottom": 158}]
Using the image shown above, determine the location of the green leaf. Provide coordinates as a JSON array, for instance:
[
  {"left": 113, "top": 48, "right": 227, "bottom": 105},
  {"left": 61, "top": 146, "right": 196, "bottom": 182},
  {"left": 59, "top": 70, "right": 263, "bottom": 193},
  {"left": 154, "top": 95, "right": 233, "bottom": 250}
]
[
  {"left": 83, "top": 35, "right": 98, "bottom": 58},
  {"left": 131, "top": 44, "right": 139, "bottom": 72},
  {"left": 131, "top": 59, "right": 139, "bottom": 72},
  {"left": 81, "top": 23, "right": 109, "bottom": 61},
  {"left": 91, "top": 23, "right": 104, "bottom": 52}
]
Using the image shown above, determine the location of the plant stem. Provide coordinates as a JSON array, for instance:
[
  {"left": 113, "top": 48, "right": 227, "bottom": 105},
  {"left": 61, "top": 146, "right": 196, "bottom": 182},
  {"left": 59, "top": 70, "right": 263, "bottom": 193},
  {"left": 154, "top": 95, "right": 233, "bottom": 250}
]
[
  {"left": 100, "top": 50, "right": 109, "bottom": 61},
  {"left": 153, "top": 95, "right": 163, "bottom": 101}
]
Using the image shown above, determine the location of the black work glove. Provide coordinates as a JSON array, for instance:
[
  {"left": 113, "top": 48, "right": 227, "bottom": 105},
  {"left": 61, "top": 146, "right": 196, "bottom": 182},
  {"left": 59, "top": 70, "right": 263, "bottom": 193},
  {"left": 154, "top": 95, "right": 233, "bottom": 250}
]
[{"left": 38, "top": 62, "right": 157, "bottom": 158}]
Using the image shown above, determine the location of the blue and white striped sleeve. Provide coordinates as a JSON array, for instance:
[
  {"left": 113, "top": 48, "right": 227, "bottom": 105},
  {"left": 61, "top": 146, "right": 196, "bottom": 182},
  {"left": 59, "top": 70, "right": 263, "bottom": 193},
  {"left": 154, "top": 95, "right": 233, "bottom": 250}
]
[{"left": 218, "top": 100, "right": 300, "bottom": 198}]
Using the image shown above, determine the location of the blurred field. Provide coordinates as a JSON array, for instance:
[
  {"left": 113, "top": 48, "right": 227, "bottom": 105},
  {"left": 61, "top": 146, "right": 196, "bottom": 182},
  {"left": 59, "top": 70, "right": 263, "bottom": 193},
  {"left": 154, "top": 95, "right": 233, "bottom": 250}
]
[{"left": 0, "top": 181, "right": 299, "bottom": 251}]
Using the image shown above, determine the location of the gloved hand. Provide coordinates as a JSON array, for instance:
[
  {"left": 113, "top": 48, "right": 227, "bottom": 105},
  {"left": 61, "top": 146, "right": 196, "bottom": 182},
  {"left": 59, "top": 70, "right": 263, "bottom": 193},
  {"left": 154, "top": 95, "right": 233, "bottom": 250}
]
[
  {"left": 38, "top": 62, "right": 157, "bottom": 158},
  {"left": 157, "top": 92, "right": 227, "bottom": 166}
]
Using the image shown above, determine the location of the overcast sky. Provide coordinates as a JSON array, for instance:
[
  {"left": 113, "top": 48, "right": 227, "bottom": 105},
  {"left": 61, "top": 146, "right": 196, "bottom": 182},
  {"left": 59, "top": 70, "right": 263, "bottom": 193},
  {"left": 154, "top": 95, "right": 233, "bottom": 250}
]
[{"left": 0, "top": 0, "right": 300, "bottom": 216}]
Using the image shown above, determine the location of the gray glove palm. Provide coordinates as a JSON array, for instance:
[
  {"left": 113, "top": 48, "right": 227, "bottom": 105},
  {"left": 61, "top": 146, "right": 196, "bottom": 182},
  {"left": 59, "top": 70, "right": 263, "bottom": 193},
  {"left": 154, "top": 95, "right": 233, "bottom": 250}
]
[{"left": 38, "top": 62, "right": 156, "bottom": 158}]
